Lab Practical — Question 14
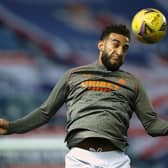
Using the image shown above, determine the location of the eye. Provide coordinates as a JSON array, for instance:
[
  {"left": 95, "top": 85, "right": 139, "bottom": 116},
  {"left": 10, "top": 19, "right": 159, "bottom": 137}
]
[
  {"left": 111, "top": 41, "right": 119, "bottom": 48},
  {"left": 123, "top": 45, "right": 129, "bottom": 52}
]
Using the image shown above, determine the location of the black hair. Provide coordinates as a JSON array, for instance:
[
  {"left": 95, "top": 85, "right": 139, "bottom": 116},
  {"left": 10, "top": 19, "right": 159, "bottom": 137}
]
[{"left": 100, "top": 24, "right": 131, "bottom": 40}]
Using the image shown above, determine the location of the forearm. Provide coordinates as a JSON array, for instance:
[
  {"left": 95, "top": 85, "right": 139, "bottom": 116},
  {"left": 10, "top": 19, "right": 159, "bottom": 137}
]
[
  {"left": 7, "top": 107, "right": 50, "bottom": 134},
  {"left": 135, "top": 80, "right": 168, "bottom": 136},
  {"left": 144, "top": 118, "right": 168, "bottom": 137},
  {"left": 5, "top": 71, "right": 69, "bottom": 134}
]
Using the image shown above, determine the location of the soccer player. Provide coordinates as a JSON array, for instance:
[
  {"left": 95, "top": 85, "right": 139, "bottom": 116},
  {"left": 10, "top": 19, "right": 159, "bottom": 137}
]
[{"left": 0, "top": 24, "right": 168, "bottom": 168}]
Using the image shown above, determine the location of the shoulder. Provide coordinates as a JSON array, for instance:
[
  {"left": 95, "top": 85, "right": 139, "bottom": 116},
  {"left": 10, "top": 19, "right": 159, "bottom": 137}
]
[
  {"left": 119, "top": 69, "right": 139, "bottom": 81},
  {"left": 119, "top": 69, "right": 144, "bottom": 95},
  {"left": 62, "top": 64, "right": 95, "bottom": 82},
  {"left": 67, "top": 63, "right": 96, "bottom": 75}
]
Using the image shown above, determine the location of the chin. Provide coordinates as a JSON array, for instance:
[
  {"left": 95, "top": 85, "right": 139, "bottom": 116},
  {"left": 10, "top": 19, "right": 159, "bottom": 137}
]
[
  {"left": 108, "top": 63, "right": 122, "bottom": 71},
  {"left": 107, "top": 66, "right": 119, "bottom": 71}
]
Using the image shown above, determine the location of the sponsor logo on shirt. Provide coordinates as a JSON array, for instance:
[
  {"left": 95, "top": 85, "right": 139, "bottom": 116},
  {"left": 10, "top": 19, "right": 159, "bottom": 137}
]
[{"left": 80, "top": 79, "right": 126, "bottom": 92}]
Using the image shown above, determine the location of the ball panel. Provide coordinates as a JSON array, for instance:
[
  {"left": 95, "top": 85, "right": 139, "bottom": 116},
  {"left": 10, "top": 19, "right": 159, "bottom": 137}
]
[{"left": 131, "top": 8, "right": 167, "bottom": 44}]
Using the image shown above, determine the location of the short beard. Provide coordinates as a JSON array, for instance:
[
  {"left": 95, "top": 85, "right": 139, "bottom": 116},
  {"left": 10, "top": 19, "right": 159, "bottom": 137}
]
[{"left": 101, "top": 52, "right": 123, "bottom": 71}]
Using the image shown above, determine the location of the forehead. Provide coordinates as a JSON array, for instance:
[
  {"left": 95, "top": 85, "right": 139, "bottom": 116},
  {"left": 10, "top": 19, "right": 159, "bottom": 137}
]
[{"left": 107, "top": 33, "right": 130, "bottom": 44}]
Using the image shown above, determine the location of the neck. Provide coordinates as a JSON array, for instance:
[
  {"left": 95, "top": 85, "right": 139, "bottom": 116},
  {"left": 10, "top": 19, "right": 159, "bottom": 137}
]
[{"left": 98, "top": 53, "right": 103, "bottom": 65}]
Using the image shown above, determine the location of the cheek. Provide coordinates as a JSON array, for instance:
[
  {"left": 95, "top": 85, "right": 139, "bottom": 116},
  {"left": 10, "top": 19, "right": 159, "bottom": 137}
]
[
  {"left": 121, "top": 55, "right": 126, "bottom": 62},
  {"left": 106, "top": 43, "right": 113, "bottom": 50},
  {"left": 104, "top": 46, "right": 114, "bottom": 55}
]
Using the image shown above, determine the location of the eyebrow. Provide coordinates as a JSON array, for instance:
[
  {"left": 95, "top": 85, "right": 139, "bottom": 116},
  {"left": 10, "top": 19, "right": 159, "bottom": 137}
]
[{"left": 111, "top": 39, "right": 129, "bottom": 48}]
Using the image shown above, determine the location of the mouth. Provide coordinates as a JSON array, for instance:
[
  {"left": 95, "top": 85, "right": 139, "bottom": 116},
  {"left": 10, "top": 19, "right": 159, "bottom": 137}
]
[{"left": 110, "top": 57, "right": 120, "bottom": 63}]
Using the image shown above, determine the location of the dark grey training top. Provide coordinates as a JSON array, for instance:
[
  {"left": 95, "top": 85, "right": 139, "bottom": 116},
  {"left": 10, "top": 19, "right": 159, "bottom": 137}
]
[{"left": 8, "top": 63, "right": 168, "bottom": 151}]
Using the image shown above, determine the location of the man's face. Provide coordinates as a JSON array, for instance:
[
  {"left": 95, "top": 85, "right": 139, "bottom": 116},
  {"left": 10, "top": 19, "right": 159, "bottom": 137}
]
[{"left": 100, "top": 33, "right": 129, "bottom": 71}]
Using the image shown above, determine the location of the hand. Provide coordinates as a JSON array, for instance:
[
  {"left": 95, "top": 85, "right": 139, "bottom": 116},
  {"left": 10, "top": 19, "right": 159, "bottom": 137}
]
[{"left": 0, "top": 118, "right": 9, "bottom": 135}]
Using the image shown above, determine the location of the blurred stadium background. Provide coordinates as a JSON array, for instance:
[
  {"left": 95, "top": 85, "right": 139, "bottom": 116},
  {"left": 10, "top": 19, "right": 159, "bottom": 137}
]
[{"left": 0, "top": 0, "right": 167, "bottom": 168}]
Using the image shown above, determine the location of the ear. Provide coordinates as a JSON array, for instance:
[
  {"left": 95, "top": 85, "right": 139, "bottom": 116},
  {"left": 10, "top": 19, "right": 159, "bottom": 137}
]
[{"left": 98, "top": 41, "right": 104, "bottom": 51}]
